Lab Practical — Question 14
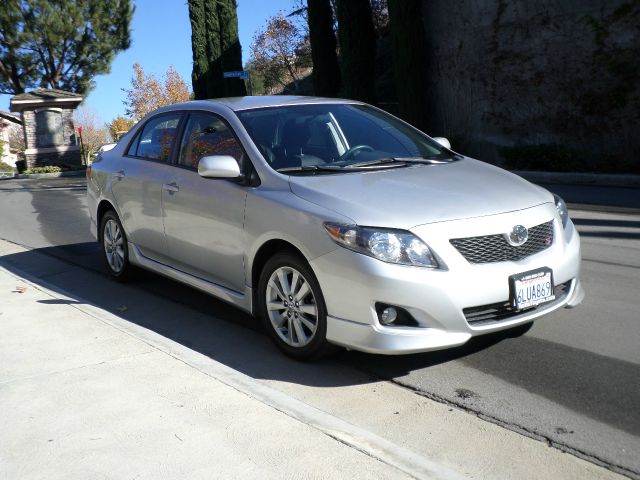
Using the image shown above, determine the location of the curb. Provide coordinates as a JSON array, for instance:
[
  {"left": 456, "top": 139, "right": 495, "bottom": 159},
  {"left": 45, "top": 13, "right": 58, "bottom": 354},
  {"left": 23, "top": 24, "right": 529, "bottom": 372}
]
[
  {"left": 512, "top": 170, "right": 640, "bottom": 187},
  {"left": 0, "top": 170, "right": 85, "bottom": 181}
]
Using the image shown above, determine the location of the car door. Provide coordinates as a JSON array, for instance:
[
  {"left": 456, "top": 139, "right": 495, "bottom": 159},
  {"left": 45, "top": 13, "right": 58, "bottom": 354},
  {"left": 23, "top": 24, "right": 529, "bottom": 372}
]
[
  {"left": 110, "top": 112, "right": 182, "bottom": 263},
  {"left": 161, "top": 111, "right": 248, "bottom": 292}
]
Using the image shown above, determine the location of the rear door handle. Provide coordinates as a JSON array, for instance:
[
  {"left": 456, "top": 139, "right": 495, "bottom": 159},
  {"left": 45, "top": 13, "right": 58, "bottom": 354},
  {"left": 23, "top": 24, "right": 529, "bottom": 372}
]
[
  {"left": 162, "top": 182, "right": 179, "bottom": 193},
  {"left": 112, "top": 169, "right": 125, "bottom": 180}
]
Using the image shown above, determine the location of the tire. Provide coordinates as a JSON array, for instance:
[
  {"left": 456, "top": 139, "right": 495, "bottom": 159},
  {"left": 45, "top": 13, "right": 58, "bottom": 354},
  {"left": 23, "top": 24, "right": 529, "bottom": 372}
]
[
  {"left": 100, "top": 210, "right": 131, "bottom": 281},
  {"left": 257, "top": 251, "right": 333, "bottom": 360}
]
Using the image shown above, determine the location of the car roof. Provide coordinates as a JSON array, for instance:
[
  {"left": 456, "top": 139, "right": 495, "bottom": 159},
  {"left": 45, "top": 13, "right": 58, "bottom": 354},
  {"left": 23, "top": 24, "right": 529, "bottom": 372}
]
[{"left": 169, "top": 95, "right": 364, "bottom": 113}]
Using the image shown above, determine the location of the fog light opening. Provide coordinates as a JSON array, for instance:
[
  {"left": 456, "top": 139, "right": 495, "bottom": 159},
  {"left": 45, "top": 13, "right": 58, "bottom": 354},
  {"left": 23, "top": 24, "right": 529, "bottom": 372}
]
[{"left": 375, "top": 303, "right": 420, "bottom": 327}]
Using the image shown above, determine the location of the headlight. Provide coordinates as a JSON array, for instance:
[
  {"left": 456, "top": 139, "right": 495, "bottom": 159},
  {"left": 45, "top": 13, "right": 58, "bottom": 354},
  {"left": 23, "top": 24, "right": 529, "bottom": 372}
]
[
  {"left": 554, "top": 194, "right": 569, "bottom": 228},
  {"left": 323, "top": 223, "right": 439, "bottom": 268}
]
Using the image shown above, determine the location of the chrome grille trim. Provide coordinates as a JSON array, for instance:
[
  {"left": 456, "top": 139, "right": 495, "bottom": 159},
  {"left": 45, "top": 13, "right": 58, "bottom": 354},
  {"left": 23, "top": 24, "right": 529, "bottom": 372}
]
[{"left": 450, "top": 221, "right": 554, "bottom": 264}]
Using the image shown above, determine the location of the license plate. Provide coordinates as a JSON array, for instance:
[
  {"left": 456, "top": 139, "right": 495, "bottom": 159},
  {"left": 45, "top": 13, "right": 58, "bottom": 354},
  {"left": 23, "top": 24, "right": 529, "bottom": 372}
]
[{"left": 509, "top": 268, "right": 555, "bottom": 310}]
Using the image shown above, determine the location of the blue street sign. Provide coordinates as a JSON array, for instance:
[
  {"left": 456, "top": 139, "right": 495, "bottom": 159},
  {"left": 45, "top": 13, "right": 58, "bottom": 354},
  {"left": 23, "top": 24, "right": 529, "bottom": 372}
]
[{"left": 223, "top": 71, "right": 250, "bottom": 80}]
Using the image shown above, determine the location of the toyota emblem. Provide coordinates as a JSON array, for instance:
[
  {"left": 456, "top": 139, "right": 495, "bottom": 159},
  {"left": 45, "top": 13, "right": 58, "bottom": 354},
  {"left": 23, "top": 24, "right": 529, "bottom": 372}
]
[{"left": 506, "top": 225, "right": 528, "bottom": 246}]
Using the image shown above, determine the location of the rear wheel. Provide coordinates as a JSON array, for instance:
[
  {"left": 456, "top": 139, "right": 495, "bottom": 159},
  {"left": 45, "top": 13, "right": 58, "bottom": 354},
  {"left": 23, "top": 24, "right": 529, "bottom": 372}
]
[
  {"left": 100, "top": 210, "right": 131, "bottom": 281},
  {"left": 258, "top": 252, "right": 332, "bottom": 360}
]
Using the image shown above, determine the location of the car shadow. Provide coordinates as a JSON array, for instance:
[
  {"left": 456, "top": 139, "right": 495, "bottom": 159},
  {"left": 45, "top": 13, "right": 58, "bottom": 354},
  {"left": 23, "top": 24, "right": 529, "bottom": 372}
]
[{"left": 0, "top": 243, "right": 526, "bottom": 386}]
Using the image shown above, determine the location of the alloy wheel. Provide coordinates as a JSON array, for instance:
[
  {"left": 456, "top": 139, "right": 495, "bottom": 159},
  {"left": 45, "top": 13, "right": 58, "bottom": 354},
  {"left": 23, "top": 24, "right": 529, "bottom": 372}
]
[
  {"left": 103, "top": 218, "right": 125, "bottom": 274},
  {"left": 265, "top": 266, "right": 318, "bottom": 348}
]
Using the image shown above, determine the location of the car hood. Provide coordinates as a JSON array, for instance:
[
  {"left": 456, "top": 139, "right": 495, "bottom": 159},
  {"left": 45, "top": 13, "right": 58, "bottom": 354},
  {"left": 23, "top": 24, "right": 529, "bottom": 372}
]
[{"left": 288, "top": 158, "right": 552, "bottom": 229}]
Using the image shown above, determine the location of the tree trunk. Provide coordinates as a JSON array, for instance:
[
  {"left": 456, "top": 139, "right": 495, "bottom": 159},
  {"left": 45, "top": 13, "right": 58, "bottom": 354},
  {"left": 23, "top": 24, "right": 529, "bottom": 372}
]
[
  {"left": 335, "top": 0, "right": 376, "bottom": 103},
  {"left": 217, "top": 0, "right": 247, "bottom": 97},
  {"left": 388, "top": 0, "right": 433, "bottom": 133},
  {"left": 188, "top": 0, "right": 208, "bottom": 99},
  {"left": 307, "top": 0, "right": 340, "bottom": 97}
]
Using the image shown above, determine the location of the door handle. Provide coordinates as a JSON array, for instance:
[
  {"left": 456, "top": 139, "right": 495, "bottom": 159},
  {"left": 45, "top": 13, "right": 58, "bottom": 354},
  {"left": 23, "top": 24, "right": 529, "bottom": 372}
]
[
  {"left": 162, "top": 182, "right": 179, "bottom": 193},
  {"left": 112, "top": 169, "right": 125, "bottom": 180}
]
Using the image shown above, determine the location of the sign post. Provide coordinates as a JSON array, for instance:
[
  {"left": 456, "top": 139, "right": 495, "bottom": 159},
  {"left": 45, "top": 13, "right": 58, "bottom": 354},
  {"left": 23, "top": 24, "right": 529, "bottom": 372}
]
[
  {"left": 223, "top": 70, "right": 250, "bottom": 80},
  {"left": 223, "top": 71, "right": 251, "bottom": 95},
  {"left": 77, "top": 126, "right": 86, "bottom": 165}
]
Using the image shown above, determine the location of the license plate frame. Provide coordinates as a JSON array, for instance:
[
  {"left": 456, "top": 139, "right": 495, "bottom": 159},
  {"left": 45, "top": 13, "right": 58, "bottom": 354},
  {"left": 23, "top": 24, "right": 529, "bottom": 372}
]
[{"left": 509, "top": 268, "right": 555, "bottom": 311}]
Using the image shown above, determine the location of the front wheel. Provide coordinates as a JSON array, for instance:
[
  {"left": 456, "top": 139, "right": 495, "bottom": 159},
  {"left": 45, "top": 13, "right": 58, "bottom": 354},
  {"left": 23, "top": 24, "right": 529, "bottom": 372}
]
[
  {"left": 100, "top": 210, "right": 131, "bottom": 281},
  {"left": 257, "top": 252, "right": 332, "bottom": 360}
]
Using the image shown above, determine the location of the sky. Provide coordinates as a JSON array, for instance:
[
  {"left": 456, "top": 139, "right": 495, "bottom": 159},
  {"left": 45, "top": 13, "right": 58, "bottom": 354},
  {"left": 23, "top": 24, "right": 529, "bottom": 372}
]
[{"left": 0, "top": 0, "right": 295, "bottom": 125}]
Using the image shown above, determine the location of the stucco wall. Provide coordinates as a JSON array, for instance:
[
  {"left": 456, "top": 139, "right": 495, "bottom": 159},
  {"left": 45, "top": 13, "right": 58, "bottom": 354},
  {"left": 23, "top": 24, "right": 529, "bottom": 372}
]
[{"left": 423, "top": 0, "right": 639, "bottom": 171}]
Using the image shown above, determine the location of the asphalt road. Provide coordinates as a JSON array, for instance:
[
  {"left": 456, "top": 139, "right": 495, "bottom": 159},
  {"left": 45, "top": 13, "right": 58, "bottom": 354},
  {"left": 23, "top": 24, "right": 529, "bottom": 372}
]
[{"left": 1, "top": 176, "right": 638, "bottom": 478}]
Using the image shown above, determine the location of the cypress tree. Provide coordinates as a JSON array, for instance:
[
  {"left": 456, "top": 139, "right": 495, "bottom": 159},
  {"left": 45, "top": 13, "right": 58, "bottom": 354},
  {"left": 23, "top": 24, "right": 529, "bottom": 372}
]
[
  {"left": 203, "top": 0, "right": 224, "bottom": 98},
  {"left": 188, "top": 0, "right": 246, "bottom": 98},
  {"left": 388, "top": 0, "right": 431, "bottom": 132},
  {"left": 307, "top": 0, "right": 340, "bottom": 97},
  {"left": 335, "top": 0, "right": 376, "bottom": 103},
  {"left": 218, "top": 0, "right": 247, "bottom": 97},
  {"left": 188, "top": 0, "right": 208, "bottom": 99}
]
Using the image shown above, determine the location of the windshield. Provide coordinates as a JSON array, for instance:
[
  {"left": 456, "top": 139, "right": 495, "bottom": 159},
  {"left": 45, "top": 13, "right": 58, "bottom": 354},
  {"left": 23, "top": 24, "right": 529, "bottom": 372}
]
[{"left": 236, "top": 104, "right": 453, "bottom": 173}]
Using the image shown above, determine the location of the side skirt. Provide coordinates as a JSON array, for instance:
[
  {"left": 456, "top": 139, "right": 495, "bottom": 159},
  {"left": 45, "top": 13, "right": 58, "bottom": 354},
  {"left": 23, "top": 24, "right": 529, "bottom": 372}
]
[{"left": 127, "top": 243, "right": 253, "bottom": 314}]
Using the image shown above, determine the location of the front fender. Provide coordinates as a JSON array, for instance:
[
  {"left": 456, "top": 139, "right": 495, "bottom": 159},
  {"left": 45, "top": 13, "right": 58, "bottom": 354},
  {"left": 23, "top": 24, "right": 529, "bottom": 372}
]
[{"left": 244, "top": 188, "right": 354, "bottom": 288}]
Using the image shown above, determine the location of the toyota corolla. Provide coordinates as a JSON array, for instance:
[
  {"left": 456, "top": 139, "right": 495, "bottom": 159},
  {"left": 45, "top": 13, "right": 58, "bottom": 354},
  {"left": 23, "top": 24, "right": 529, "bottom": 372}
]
[{"left": 87, "top": 96, "right": 583, "bottom": 359}]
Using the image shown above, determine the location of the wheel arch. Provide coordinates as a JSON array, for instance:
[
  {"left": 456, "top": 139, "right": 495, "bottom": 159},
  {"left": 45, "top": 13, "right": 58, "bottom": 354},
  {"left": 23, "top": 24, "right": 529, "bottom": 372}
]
[
  {"left": 96, "top": 200, "right": 118, "bottom": 242},
  {"left": 250, "top": 239, "right": 307, "bottom": 290}
]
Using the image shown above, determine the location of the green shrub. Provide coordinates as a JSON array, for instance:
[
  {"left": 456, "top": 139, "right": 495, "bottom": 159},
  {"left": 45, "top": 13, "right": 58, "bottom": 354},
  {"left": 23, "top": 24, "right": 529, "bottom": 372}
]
[
  {"left": 23, "top": 165, "right": 63, "bottom": 174},
  {"left": 20, "top": 164, "right": 85, "bottom": 175}
]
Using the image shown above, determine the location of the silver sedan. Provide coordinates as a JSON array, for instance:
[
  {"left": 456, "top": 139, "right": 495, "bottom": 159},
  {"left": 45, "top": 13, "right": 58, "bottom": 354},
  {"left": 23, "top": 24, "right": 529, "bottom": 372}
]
[{"left": 87, "top": 96, "right": 583, "bottom": 359}]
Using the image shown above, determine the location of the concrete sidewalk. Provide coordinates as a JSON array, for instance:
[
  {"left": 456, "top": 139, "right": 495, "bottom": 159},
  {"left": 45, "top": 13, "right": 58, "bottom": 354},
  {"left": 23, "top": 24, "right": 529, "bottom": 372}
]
[
  {"left": 0, "top": 263, "right": 458, "bottom": 480},
  {"left": 0, "top": 239, "right": 629, "bottom": 480}
]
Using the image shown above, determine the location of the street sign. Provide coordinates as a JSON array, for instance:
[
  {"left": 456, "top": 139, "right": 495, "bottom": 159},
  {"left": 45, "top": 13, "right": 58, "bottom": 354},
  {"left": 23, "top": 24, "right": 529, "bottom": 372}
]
[{"left": 223, "top": 70, "right": 250, "bottom": 80}]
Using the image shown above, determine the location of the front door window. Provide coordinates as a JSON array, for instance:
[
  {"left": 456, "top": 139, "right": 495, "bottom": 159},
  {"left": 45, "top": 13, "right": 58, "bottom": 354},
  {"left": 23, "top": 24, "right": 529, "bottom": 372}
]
[{"left": 178, "top": 113, "right": 243, "bottom": 169}]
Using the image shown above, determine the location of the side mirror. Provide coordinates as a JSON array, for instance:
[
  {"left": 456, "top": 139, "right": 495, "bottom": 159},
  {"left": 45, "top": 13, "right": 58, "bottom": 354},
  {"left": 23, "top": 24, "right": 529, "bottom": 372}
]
[
  {"left": 433, "top": 137, "right": 451, "bottom": 149},
  {"left": 198, "top": 155, "right": 241, "bottom": 179}
]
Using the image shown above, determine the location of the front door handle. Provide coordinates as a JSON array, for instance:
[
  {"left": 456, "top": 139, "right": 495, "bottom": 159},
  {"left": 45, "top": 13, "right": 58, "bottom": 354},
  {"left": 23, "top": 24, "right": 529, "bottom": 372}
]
[
  {"left": 162, "top": 182, "right": 179, "bottom": 193},
  {"left": 112, "top": 169, "right": 125, "bottom": 180}
]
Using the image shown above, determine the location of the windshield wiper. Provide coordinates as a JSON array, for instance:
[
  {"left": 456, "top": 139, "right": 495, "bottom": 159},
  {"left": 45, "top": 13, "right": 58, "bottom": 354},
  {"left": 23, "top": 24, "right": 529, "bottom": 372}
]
[
  {"left": 277, "top": 161, "right": 407, "bottom": 173},
  {"left": 392, "top": 156, "right": 452, "bottom": 164},
  {"left": 344, "top": 156, "right": 455, "bottom": 168},
  {"left": 276, "top": 157, "right": 443, "bottom": 173},
  {"left": 276, "top": 165, "right": 344, "bottom": 173},
  {"left": 345, "top": 158, "right": 403, "bottom": 168}
]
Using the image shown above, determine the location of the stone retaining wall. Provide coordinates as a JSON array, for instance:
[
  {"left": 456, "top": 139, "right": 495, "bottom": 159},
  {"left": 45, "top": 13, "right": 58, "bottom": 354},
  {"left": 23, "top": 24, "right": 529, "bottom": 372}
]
[{"left": 423, "top": 0, "right": 639, "bottom": 172}]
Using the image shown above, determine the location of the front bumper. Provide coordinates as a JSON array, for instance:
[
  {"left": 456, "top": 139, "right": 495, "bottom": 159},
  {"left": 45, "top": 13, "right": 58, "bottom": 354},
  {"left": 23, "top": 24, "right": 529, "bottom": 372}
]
[{"left": 310, "top": 204, "right": 583, "bottom": 354}]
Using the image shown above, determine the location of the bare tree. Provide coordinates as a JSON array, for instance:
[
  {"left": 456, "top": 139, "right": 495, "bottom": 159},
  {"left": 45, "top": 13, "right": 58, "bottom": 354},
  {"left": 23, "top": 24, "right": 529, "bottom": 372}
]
[
  {"left": 73, "top": 105, "right": 109, "bottom": 163},
  {"left": 250, "top": 14, "right": 308, "bottom": 93},
  {"left": 8, "top": 124, "right": 24, "bottom": 153}
]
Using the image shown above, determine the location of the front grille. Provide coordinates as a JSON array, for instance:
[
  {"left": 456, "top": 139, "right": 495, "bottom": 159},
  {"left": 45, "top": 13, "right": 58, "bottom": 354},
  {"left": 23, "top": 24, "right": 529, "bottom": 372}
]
[
  {"left": 450, "top": 221, "right": 554, "bottom": 264},
  {"left": 463, "top": 281, "right": 571, "bottom": 325}
]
